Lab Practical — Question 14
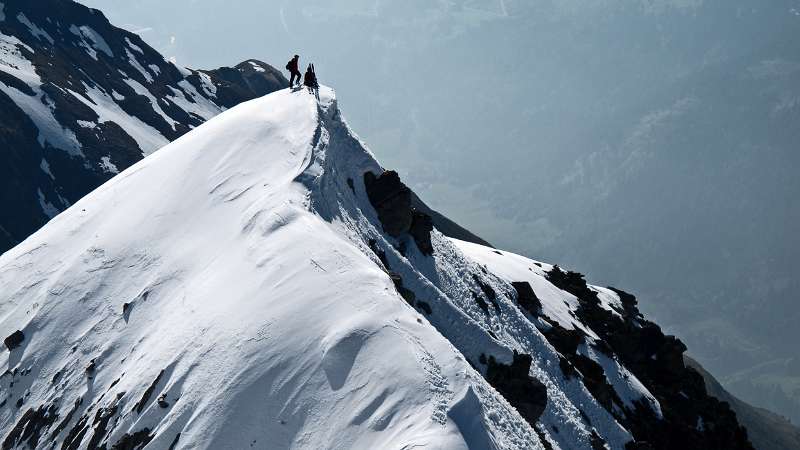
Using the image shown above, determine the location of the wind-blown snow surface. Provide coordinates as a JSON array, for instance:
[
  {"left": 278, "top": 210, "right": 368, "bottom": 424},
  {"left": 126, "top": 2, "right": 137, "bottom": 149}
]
[
  {"left": 0, "top": 88, "right": 519, "bottom": 449},
  {"left": 0, "top": 87, "right": 666, "bottom": 449}
]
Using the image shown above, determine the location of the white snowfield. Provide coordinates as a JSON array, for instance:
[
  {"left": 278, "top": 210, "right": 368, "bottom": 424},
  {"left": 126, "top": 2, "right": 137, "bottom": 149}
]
[{"left": 1, "top": 87, "right": 658, "bottom": 449}]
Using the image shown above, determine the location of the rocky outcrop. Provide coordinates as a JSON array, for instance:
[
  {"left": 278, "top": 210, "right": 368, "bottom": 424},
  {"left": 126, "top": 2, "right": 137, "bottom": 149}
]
[
  {"left": 196, "top": 60, "right": 286, "bottom": 109},
  {"left": 110, "top": 428, "right": 153, "bottom": 450},
  {"left": 3, "top": 331, "right": 25, "bottom": 351},
  {"left": 363, "top": 171, "right": 412, "bottom": 236},
  {"left": 364, "top": 171, "right": 435, "bottom": 255},
  {"left": 483, "top": 352, "right": 548, "bottom": 426},
  {"left": 362, "top": 170, "right": 493, "bottom": 253},
  {"left": 1, "top": 404, "right": 59, "bottom": 449},
  {"left": 368, "top": 239, "right": 433, "bottom": 316},
  {"left": 544, "top": 265, "right": 753, "bottom": 450},
  {"left": 134, "top": 369, "right": 165, "bottom": 414},
  {"left": 512, "top": 281, "right": 541, "bottom": 315},
  {"left": 361, "top": 168, "right": 753, "bottom": 448}
]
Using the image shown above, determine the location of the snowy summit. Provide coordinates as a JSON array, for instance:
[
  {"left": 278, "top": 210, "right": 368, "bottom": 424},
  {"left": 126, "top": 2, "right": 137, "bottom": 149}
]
[{"left": 0, "top": 86, "right": 751, "bottom": 449}]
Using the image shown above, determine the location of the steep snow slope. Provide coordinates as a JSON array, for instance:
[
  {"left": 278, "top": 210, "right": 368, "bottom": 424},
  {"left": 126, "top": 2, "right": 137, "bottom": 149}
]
[
  {"left": 0, "top": 88, "right": 535, "bottom": 449},
  {"left": 0, "top": 87, "right": 751, "bottom": 449}
]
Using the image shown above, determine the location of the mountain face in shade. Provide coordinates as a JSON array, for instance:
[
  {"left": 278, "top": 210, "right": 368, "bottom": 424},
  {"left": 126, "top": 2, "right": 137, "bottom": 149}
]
[
  {"left": 0, "top": 0, "right": 287, "bottom": 254},
  {"left": 0, "top": 85, "right": 754, "bottom": 450},
  {"left": 685, "top": 356, "right": 800, "bottom": 450}
]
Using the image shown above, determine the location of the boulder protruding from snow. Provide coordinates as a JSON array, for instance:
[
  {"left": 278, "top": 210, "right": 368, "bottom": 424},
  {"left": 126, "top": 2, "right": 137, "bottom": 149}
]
[
  {"left": 483, "top": 351, "right": 548, "bottom": 426},
  {"left": 409, "top": 211, "right": 434, "bottom": 255},
  {"left": 4, "top": 330, "right": 25, "bottom": 351},
  {"left": 364, "top": 170, "right": 435, "bottom": 255},
  {"left": 512, "top": 281, "right": 542, "bottom": 315},
  {"left": 364, "top": 171, "right": 413, "bottom": 236}
]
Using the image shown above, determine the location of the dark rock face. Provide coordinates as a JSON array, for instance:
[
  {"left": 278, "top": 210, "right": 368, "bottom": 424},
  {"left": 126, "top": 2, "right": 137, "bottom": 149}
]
[
  {"left": 363, "top": 171, "right": 436, "bottom": 256},
  {"left": 364, "top": 171, "right": 414, "bottom": 237},
  {"left": 87, "top": 403, "right": 119, "bottom": 449},
  {"left": 483, "top": 352, "right": 548, "bottom": 426},
  {"left": 473, "top": 274, "right": 500, "bottom": 313},
  {"left": 391, "top": 273, "right": 417, "bottom": 306},
  {"left": 408, "top": 211, "right": 434, "bottom": 255},
  {"left": 3, "top": 330, "right": 25, "bottom": 351},
  {"left": 363, "top": 170, "right": 493, "bottom": 254},
  {"left": 544, "top": 265, "right": 754, "bottom": 450},
  {"left": 110, "top": 428, "right": 153, "bottom": 450},
  {"left": 572, "top": 354, "right": 621, "bottom": 412},
  {"left": 2, "top": 404, "right": 59, "bottom": 449},
  {"left": 199, "top": 60, "right": 286, "bottom": 108},
  {"left": 62, "top": 412, "right": 91, "bottom": 450},
  {"left": 0, "top": 1, "right": 287, "bottom": 255},
  {"left": 50, "top": 398, "right": 82, "bottom": 442},
  {"left": 25, "top": 381, "right": 155, "bottom": 450},
  {"left": 512, "top": 281, "right": 541, "bottom": 315},
  {"left": 542, "top": 324, "right": 583, "bottom": 357},
  {"left": 167, "top": 433, "right": 181, "bottom": 450},
  {"left": 368, "top": 239, "right": 432, "bottom": 316},
  {"left": 472, "top": 291, "right": 490, "bottom": 314},
  {"left": 134, "top": 369, "right": 165, "bottom": 414}
]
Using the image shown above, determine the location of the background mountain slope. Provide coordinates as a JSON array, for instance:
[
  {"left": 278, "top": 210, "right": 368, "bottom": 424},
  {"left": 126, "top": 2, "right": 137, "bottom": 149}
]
[
  {"left": 77, "top": 0, "right": 800, "bottom": 421},
  {"left": 0, "top": 0, "right": 287, "bottom": 254},
  {"left": 685, "top": 356, "right": 800, "bottom": 450}
]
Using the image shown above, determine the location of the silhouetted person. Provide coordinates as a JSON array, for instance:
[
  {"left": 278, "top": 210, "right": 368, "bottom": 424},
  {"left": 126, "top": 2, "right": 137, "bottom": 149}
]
[
  {"left": 303, "top": 64, "right": 318, "bottom": 96},
  {"left": 285, "top": 54, "right": 301, "bottom": 87}
]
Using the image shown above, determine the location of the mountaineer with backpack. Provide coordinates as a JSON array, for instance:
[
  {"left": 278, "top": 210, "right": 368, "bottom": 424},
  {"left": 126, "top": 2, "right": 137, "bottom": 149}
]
[
  {"left": 304, "top": 64, "right": 319, "bottom": 97},
  {"left": 285, "top": 54, "right": 301, "bottom": 88}
]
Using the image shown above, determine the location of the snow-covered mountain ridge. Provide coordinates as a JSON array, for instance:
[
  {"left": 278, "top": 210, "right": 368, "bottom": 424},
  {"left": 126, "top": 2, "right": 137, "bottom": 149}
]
[
  {"left": 0, "top": 0, "right": 287, "bottom": 254},
  {"left": 0, "top": 85, "right": 752, "bottom": 449}
]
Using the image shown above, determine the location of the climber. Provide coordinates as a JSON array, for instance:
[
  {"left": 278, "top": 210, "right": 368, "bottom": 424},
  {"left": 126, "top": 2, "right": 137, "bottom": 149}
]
[
  {"left": 285, "top": 54, "right": 301, "bottom": 88},
  {"left": 303, "top": 64, "right": 319, "bottom": 97}
]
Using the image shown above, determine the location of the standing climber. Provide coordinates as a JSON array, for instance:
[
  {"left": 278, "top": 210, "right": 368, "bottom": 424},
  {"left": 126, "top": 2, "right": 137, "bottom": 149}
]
[
  {"left": 286, "top": 54, "right": 301, "bottom": 88},
  {"left": 303, "top": 63, "right": 319, "bottom": 96}
]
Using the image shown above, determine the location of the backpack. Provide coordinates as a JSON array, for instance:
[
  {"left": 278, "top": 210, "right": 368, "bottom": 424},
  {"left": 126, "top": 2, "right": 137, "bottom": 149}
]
[{"left": 285, "top": 60, "right": 292, "bottom": 70}]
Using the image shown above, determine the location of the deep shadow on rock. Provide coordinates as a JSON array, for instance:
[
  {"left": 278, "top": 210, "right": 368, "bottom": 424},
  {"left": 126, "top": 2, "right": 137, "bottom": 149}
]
[
  {"left": 512, "top": 281, "right": 541, "bottom": 315},
  {"left": 111, "top": 428, "right": 153, "bottom": 450},
  {"left": 483, "top": 351, "right": 548, "bottom": 426},
  {"left": 409, "top": 212, "right": 434, "bottom": 255},
  {"left": 134, "top": 369, "right": 165, "bottom": 414},
  {"left": 368, "top": 239, "right": 432, "bottom": 316},
  {"left": 364, "top": 171, "right": 413, "bottom": 237},
  {"left": 4, "top": 330, "right": 25, "bottom": 351},
  {"left": 2, "top": 404, "right": 59, "bottom": 449},
  {"left": 363, "top": 171, "right": 435, "bottom": 256},
  {"left": 472, "top": 275, "right": 500, "bottom": 313}
]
